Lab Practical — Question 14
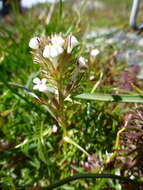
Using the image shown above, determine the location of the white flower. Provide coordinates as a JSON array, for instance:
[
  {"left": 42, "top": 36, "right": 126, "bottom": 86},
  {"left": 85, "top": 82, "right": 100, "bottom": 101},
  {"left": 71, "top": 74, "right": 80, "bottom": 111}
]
[
  {"left": 21, "top": 0, "right": 59, "bottom": 8},
  {"left": 33, "top": 77, "right": 47, "bottom": 92},
  {"left": 29, "top": 37, "right": 40, "bottom": 49},
  {"left": 115, "top": 169, "right": 121, "bottom": 176},
  {"left": 90, "top": 49, "right": 100, "bottom": 57},
  {"left": 105, "top": 151, "right": 113, "bottom": 163},
  {"left": 63, "top": 136, "right": 70, "bottom": 142},
  {"left": 51, "top": 34, "right": 65, "bottom": 46},
  {"left": 78, "top": 56, "right": 87, "bottom": 69},
  {"left": 130, "top": 175, "right": 135, "bottom": 180},
  {"left": 105, "top": 151, "right": 113, "bottom": 157},
  {"left": 52, "top": 124, "right": 58, "bottom": 133},
  {"left": 89, "top": 75, "right": 95, "bottom": 81},
  {"left": 67, "top": 35, "right": 79, "bottom": 54},
  {"left": 43, "top": 44, "right": 63, "bottom": 58}
]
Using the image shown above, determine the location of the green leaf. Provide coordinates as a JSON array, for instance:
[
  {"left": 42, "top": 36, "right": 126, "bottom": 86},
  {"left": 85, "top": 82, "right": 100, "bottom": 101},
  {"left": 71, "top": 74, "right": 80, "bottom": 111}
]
[
  {"left": 37, "top": 139, "right": 47, "bottom": 164},
  {"left": 74, "top": 93, "right": 143, "bottom": 103}
]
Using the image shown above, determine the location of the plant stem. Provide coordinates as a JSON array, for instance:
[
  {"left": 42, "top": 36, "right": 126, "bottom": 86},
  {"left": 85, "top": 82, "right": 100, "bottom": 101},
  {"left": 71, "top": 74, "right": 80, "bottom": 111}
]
[
  {"left": 63, "top": 136, "right": 90, "bottom": 157},
  {"left": 45, "top": 173, "right": 138, "bottom": 189},
  {"left": 106, "top": 118, "right": 130, "bottom": 164},
  {"left": 106, "top": 127, "right": 126, "bottom": 164}
]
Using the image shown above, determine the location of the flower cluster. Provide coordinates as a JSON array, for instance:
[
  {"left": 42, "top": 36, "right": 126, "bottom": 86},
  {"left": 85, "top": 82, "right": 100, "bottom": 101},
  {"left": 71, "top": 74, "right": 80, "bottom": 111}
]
[
  {"left": 29, "top": 33, "right": 100, "bottom": 124},
  {"left": 29, "top": 33, "right": 90, "bottom": 129},
  {"left": 29, "top": 34, "right": 87, "bottom": 95},
  {"left": 29, "top": 34, "right": 79, "bottom": 64}
]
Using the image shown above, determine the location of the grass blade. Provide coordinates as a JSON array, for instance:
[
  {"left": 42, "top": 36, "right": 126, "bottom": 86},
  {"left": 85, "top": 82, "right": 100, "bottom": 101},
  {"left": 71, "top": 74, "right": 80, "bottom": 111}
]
[{"left": 75, "top": 93, "right": 143, "bottom": 103}]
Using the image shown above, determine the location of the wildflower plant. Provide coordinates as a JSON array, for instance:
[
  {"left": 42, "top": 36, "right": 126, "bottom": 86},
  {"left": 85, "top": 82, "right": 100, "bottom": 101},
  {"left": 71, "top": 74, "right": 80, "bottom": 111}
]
[
  {"left": 29, "top": 33, "right": 89, "bottom": 154},
  {"left": 1, "top": 1, "right": 143, "bottom": 189}
]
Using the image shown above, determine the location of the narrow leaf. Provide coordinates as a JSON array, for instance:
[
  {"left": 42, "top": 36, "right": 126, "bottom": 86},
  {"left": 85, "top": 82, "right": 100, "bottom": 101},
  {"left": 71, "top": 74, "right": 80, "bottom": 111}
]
[{"left": 75, "top": 93, "right": 143, "bottom": 103}]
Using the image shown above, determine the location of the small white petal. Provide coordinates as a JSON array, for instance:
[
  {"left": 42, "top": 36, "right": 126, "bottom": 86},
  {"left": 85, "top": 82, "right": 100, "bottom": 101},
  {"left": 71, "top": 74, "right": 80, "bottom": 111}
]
[
  {"left": 41, "top": 78, "right": 47, "bottom": 84},
  {"left": 56, "top": 45, "right": 64, "bottom": 54},
  {"left": 105, "top": 151, "right": 113, "bottom": 157},
  {"left": 54, "top": 89, "right": 59, "bottom": 95},
  {"left": 78, "top": 56, "right": 87, "bottom": 69},
  {"left": 67, "top": 46, "right": 72, "bottom": 54},
  {"left": 51, "top": 34, "right": 65, "bottom": 46},
  {"left": 43, "top": 44, "right": 63, "bottom": 58},
  {"left": 69, "top": 36, "right": 79, "bottom": 46},
  {"left": 52, "top": 45, "right": 63, "bottom": 57},
  {"left": 130, "top": 175, "right": 135, "bottom": 180},
  {"left": 33, "top": 77, "right": 40, "bottom": 84},
  {"left": 115, "top": 169, "right": 121, "bottom": 176},
  {"left": 50, "top": 45, "right": 59, "bottom": 57},
  {"left": 63, "top": 136, "right": 70, "bottom": 142},
  {"left": 52, "top": 124, "right": 58, "bottom": 133},
  {"left": 67, "top": 35, "right": 79, "bottom": 54},
  {"left": 89, "top": 76, "right": 95, "bottom": 81},
  {"left": 78, "top": 56, "right": 86, "bottom": 64},
  {"left": 33, "top": 78, "right": 48, "bottom": 92},
  {"left": 33, "top": 84, "right": 40, "bottom": 90},
  {"left": 29, "top": 37, "right": 39, "bottom": 49},
  {"left": 39, "top": 84, "right": 47, "bottom": 92},
  {"left": 43, "top": 45, "right": 51, "bottom": 58},
  {"left": 90, "top": 49, "right": 100, "bottom": 57}
]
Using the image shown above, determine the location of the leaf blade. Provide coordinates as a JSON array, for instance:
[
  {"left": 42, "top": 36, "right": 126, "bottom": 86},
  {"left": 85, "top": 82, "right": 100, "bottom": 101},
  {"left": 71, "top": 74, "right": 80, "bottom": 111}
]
[{"left": 75, "top": 93, "right": 143, "bottom": 103}]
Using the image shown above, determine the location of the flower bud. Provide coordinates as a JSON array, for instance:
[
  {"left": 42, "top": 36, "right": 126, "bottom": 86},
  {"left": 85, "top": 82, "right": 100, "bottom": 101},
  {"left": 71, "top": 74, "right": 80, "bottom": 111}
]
[
  {"left": 29, "top": 37, "right": 40, "bottom": 49},
  {"left": 78, "top": 56, "right": 88, "bottom": 69},
  {"left": 89, "top": 75, "right": 96, "bottom": 81},
  {"left": 90, "top": 49, "right": 100, "bottom": 57},
  {"left": 67, "top": 35, "right": 79, "bottom": 54},
  {"left": 52, "top": 124, "right": 58, "bottom": 134}
]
